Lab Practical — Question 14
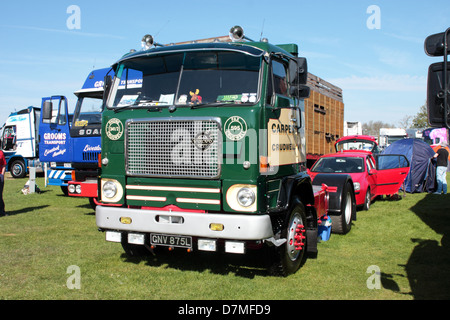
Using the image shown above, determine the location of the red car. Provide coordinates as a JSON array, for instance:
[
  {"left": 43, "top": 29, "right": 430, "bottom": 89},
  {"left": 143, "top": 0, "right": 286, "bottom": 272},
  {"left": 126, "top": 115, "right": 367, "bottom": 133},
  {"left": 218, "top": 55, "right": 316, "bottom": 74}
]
[
  {"left": 308, "top": 151, "right": 410, "bottom": 210},
  {"left": 335, "top": 135, "right": 380, "bottom": 153}
]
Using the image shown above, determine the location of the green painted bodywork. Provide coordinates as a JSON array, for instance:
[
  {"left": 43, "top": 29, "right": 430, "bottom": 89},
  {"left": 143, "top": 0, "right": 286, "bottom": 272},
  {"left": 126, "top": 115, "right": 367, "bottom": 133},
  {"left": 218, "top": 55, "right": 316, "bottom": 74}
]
[{"left": 100, "top": 40, "right": 307, "bottom": 214}]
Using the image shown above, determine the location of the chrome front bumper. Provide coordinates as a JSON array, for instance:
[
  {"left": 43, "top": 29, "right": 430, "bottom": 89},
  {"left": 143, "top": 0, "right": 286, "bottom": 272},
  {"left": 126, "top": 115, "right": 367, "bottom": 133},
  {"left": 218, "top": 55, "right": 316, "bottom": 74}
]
[{"left": 96, "top": 205, "right": 274, "bottom": 240}]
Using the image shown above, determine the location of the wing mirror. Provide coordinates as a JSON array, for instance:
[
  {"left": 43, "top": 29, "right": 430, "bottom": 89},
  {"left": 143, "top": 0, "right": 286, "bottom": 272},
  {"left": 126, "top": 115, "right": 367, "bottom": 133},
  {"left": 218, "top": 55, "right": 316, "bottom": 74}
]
[
  {"left": 42, "top": 100, "right": 53, "bottom": 121},
  {"left": 425, "top": 28, "right": 450, "bottom": 128},
  {"left": 103, "top": 75, "right": 112, "bottom": 104},
  {"left": 289, "top": 57, "right": 310, "bottom": 98},
  {"left": 427, "top": 62, "right": 450, "bottom": 127}
]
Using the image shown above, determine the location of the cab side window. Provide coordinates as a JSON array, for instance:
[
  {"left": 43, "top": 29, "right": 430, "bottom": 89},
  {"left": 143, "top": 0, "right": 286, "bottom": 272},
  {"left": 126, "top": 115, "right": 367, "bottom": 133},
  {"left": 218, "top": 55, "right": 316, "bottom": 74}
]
[
  {"left": 2, "top": 126, "right": 16, "bottom": 150},
  {"left": 267, "top": 59, "right": 289, "bottom": 105},
  {"left": 57, "top": 99, "right": 67, "bottom": 125},
  {"left": 272, "top": 60, "right": 288, "bottom": 96},
  {"left": 47, "top": 98, "right": 67, "bottom": 125}
]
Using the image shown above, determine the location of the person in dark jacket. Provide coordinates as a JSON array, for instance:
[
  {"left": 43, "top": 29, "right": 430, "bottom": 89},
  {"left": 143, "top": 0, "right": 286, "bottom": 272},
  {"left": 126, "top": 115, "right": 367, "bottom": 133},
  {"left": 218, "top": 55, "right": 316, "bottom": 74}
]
[
  {"left": 0, "top": 150, "right": 6, "bottom": 216},
  {"left": 433, "top": 143, "right": 449, "bottom": 194}
]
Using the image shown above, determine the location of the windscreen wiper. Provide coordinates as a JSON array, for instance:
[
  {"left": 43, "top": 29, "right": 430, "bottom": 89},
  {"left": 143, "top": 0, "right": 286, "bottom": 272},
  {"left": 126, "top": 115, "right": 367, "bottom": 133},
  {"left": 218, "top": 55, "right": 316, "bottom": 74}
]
[
  {"left": 113, "top": 100, "right": 169, "bottom": 113},
  {"left": 190, "top": 101, "right": 236, "bottom": 109}
]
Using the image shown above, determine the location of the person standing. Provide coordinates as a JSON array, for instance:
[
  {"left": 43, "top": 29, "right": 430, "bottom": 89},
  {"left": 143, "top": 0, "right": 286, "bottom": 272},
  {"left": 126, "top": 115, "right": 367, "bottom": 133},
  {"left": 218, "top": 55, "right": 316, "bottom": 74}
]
[
  {"left": 0, "top": 149, "right": 6, "bottom": 216},
  {"left": 433, "top": 143, "right": 449, "bottom": 195}
]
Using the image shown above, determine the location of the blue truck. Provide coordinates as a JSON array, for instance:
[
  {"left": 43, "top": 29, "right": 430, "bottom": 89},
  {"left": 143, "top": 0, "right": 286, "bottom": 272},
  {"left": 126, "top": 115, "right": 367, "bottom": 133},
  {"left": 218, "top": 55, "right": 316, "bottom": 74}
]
[
  {"left": 39, "top": 68, "right": 112, "bottom": 201},
  {"left": 1, "top": 106, "right": 41, "bottom": 178}
]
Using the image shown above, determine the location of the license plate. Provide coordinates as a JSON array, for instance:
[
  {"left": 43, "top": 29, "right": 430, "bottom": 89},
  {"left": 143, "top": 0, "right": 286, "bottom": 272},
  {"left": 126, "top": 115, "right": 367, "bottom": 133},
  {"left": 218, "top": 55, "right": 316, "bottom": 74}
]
[{"left": 150, "top": 233, "right": 192, "bottom": 248}]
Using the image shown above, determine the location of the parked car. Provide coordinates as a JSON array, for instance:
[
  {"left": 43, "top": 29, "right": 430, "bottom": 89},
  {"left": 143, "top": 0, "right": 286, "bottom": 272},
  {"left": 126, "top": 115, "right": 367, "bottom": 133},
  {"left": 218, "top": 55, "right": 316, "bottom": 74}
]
[
  {"left": 308, "top": 151, "right": 410, "bottom": 210},
  {"left": 335, "top": 135, "right": 380, "bottom": 154}
]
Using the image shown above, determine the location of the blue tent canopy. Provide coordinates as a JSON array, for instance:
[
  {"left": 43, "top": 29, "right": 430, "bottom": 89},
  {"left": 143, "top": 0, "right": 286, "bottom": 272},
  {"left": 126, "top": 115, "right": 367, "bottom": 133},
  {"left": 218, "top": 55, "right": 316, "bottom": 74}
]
[{"left": 382, "top": 138, "right": 436, "bottom": 193}]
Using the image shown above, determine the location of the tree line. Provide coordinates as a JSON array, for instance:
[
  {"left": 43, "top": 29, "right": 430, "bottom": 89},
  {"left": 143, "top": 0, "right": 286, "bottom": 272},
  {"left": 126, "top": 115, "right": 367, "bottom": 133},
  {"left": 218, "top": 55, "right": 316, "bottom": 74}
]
[{"left": 362, "top": 104, "right": 428, "bottom": 136}]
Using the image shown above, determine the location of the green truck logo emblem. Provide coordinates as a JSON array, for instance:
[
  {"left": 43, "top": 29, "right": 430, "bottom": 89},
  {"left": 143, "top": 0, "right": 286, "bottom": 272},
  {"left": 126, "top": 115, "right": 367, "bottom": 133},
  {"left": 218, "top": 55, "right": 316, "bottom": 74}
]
[
  {"left": 105, "top": 118, "right": 124, "bottom": 141},
  {"left": 224, "top": 116, "right": 247, "bottom": 141}
]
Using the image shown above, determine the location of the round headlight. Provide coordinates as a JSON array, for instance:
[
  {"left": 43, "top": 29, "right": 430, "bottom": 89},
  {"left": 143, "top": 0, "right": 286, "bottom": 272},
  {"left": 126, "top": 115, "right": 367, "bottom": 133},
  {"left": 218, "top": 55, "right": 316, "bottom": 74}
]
[
  {"left": 68, "top": 184, "right": 75, "bottom": 194},
  {"left": 353, "top": 182, "right": 361, "bottom": 191},
  {"left": 75, "top": 185, "right": 82, "bottom": 194},
  {"left": 103, "top": 181, "right": 118, "bottom": 199},
  {"left": 237, "top": 187, "right": 255, "bottom": 207}
]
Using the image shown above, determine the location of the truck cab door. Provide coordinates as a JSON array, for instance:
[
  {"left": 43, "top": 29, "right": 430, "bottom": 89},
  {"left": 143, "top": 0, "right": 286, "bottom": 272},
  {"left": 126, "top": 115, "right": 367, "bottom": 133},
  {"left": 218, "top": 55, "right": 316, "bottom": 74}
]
[
  {"left": 39, "top": 96, "right": 72, "bottom": 163},
  {"left": 267, "top": 58, "right": 305, "bottom": 171},
  {"left": 372, "top": 154, "right": 410, "bottom": 196}
]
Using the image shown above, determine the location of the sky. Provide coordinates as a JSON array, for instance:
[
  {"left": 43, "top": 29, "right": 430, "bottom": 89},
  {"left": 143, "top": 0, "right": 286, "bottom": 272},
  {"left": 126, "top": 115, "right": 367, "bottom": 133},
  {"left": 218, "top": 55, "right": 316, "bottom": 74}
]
[{"left": 0, "top": 0, "right": 449, "bottom": 128}]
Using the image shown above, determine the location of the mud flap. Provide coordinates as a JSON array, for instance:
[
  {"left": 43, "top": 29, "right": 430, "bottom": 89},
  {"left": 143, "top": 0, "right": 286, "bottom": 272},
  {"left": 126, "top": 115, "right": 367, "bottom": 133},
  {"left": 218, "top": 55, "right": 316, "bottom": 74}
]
[{"left": 306, "top": 229, "right": 318, "bottom": 254}]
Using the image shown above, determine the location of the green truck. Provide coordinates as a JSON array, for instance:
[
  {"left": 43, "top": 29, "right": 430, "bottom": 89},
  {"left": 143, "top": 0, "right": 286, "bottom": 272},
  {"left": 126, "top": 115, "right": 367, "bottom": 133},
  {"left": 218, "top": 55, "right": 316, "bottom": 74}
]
[{"left": 96, "top": 27, "right": 356, "bottom": 276}]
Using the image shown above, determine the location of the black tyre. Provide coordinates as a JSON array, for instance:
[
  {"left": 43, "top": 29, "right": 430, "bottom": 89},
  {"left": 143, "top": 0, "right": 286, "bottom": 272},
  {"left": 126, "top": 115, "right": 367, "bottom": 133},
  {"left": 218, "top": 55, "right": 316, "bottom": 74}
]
[
  {"left": 60, "top": 186, "right": 69, "bottom": 196},
  {"left": 363, "top": 189, "right": 371, "bottom": 211},
  {"left": 332, "top": 182, "right": 355, "bottom": 234},
  {"left": 269, "top": 203, "right": 307, "bottom": 277},
  {"left": 10, "top": 159, "right": 26, "bottom": 178}
]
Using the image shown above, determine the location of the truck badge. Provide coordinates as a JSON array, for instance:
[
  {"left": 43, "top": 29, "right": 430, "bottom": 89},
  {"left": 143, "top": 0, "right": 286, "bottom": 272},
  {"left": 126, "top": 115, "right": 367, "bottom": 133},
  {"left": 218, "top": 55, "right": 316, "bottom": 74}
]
[
  {"left": 224, "top": 116, "right": 247, "bottom": 141},
  {"left": 192, "top": 132, "right": 214, "bottom": 151},
  {"left": 105, "top": 118, "right": 124, "bottom": 140}
]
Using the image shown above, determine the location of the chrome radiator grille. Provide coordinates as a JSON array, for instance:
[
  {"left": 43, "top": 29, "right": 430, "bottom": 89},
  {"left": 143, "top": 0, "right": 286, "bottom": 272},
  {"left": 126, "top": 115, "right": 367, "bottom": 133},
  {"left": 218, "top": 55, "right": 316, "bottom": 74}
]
[{"left": 126, "top": 118, "right": 221, "bottom": 178}]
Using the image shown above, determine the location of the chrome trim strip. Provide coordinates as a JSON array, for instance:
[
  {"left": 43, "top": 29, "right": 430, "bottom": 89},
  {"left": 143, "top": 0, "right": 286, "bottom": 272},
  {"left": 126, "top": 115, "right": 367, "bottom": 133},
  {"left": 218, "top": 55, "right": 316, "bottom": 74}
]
[
  {"left": 126, "top": 195, "right": 167, "bottom": 202},
  {"left": 126, "top": 185, "right": 221, "bottom": 193},
  {"left": 176, "top": 198, "right": 220, "bottom": 205}
]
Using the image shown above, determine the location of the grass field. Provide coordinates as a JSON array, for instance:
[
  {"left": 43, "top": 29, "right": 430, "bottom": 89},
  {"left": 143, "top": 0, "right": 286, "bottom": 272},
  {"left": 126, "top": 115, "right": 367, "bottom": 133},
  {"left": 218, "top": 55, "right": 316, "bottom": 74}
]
[{"left": 1, "top": 173, "right": 449, "bottom": 301}]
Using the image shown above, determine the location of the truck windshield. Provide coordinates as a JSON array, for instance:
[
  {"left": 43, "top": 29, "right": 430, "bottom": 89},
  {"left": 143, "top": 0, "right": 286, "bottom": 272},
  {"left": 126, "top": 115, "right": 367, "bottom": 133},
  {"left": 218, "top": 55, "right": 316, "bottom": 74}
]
[
  {"left": 106, "top": 50, "right": 261, "bottom": 109},
  {"left": 72, "top": 96, "right": 103, "bottom": 127}
]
